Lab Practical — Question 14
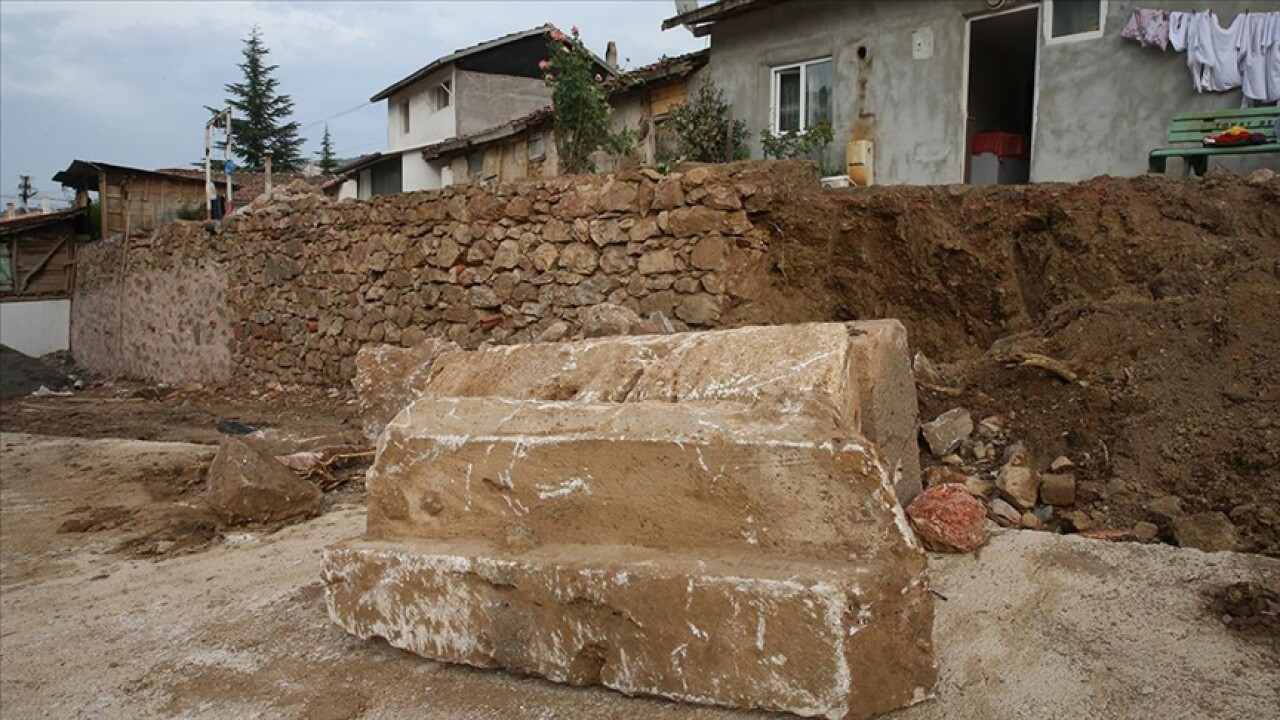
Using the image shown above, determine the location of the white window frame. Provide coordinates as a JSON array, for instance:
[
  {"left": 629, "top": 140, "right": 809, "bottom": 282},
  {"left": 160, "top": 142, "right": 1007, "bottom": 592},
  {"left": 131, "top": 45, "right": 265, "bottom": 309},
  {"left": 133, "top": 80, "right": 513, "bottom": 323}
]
[
  {"left": 1043, "top": 0, "right": 1107, "bottom": 45},
  {"left": 434, "top": 81, "right": 452, "bottom": 111},
  {"left": 770, "top": 56, "right": 833, "bottom": 134}
]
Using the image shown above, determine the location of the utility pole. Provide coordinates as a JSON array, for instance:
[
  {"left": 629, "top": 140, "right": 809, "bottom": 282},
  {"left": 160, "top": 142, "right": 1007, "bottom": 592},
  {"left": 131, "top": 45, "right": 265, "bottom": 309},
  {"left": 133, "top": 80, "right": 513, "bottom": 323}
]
[
  {"left": 205, "top": 108, "right": 234, "bottom": 219},
  {"left": 17, "top": 175, "right": 37, "bottom": 210}
]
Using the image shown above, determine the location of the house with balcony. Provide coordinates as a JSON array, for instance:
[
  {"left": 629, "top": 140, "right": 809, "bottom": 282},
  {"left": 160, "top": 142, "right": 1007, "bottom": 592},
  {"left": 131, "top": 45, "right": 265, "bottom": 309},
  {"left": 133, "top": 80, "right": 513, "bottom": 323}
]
[{"left": 332, "top": 25, "right": 615, "bottom": 198}]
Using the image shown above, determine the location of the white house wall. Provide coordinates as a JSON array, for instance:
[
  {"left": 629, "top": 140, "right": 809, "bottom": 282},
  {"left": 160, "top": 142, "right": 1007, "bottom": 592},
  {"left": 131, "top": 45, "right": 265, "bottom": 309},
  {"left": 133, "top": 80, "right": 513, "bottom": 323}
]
[
  {"left": 402, "top": 150, "right": 442, "bottom": 191},
  {"left": 1, "top": 299, "right": 70, "bottom": 357},
  {"left": 387, "top": 67, "right": 458, "bottom": 152}
]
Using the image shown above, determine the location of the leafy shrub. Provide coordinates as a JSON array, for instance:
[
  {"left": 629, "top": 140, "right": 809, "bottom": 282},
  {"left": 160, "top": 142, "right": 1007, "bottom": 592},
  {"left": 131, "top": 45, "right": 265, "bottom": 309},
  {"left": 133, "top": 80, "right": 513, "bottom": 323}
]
[
  {"left": 665, "top": 82, "right": 749, "bottom": 164},
  {"left": 760, "top": 122, "right": 835, "bottom": 161}
]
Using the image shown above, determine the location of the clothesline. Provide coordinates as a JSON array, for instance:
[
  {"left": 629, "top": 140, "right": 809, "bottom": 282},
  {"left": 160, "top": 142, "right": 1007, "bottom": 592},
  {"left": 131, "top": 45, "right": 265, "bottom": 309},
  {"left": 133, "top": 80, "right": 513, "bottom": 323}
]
[{"left": 1123, "top": 8, "right": 1280, "bottom": 104}]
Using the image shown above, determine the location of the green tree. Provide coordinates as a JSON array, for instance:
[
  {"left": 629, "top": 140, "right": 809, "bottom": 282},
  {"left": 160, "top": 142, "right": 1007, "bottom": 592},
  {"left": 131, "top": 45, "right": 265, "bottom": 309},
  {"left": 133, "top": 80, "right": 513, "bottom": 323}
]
[
  {"left": 316, "top": 125, "right": 338, "bottom": 173},
  {"left": 542, "top": 26, "right": 633, "bottom": 174},
  {"left": 666, "top": 81, "right": 749, "bottom": 163},
  {"left": 214, "top": 26, "right": 304, "bottom": 171}
]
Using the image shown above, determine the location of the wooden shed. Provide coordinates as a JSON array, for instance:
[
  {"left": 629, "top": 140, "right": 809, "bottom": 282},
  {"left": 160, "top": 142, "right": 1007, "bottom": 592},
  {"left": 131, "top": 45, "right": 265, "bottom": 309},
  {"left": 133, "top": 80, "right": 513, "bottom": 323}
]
[
  {"left": 52, "top": 160, "right": 214, "bottom": 237},
  {"left": 0, "top": 207, "right": 90, "bottom": 356}
]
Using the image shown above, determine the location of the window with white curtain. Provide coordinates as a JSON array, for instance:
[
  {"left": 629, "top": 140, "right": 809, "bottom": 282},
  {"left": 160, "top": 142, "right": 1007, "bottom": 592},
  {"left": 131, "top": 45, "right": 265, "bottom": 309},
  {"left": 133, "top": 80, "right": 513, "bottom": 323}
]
[{"left": 772, "top": 58, "right": 834, "bottom": 133}]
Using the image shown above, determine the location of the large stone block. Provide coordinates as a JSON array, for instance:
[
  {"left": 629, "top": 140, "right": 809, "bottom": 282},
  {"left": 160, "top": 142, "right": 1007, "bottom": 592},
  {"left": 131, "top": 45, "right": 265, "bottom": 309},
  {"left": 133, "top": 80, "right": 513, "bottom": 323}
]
[
  {"left": 325, "top": 539, "right": 936, "bottom": 720},
  {"left": 421, "top": 322, "right": 921, "bottom": 502},
  {"left": 352, "top": 338, "right": 459, "bottom": 440},
  {"left": 367, "top": 397, "right": 916, "bottom": 561}
]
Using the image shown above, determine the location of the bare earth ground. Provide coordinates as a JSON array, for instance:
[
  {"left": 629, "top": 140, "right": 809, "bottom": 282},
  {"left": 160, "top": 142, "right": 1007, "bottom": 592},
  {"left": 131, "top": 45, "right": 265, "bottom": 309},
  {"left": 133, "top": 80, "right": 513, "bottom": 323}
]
[{"left": 2, "top": 432, "right": 1276, "bottom": 719}]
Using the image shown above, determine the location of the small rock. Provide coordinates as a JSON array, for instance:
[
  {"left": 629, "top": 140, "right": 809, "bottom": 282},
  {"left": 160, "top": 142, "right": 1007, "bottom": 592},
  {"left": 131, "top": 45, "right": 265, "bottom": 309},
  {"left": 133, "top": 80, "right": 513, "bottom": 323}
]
[
  {"left": 905, "top": 484, "right": 989, "bottom": 553},
  {"left": 923, "top": 465, "right": 969, "bottom": 488},
  {"left": 971, "top": 441, "right": 990, "bottom": 461},
  {"left": 988, "top": 498, "right": 1022, "bottom": 528},
  {"left": 976, "top": 415, "right": 1006, "bottom": 439},
  {"left": 1021, "top": 512, "right": 1044, "bottom": 530},
  {"left": 941, "top": 454, "right": 964, "bottom": 466},
  {"left": 1039, "top": 473, "right": 1077, "bottom": 506},
  {"left": 537, "top": 321, "right": 571, "bottom": 343},
  {"left": 1049, "top": 456, "right": 1074, "bottom": 472},
  {"left": 996, "top": 465, "right": 1041, "bottom": 510},
  {"left": 1033, "top": 505, "right": 1054, "bottom": 524},
  {"left": 1001, "top": 440, "right": 1030, "bottom": 467},
  {"left": 964, "top": 476, "right": 997, "bottom": 499},
  {"left": 581, "top": 303, "right": 641, "bottom": 339},
  {"left": 1145, "top": 495, "right": 1184, "bottom": 526},
  {"left": 1065, "top": 510, "right": 1095, "bottom": 532},
  {"left": 205, "top": 437, "right": 323, "bottom": 525},
  {"left": 920, "top": 408, "right": 973, "bottom": 457},
  {"left": 1172, "top": 512, "right": 1240, "bottom": 552},
  {"left": 1133, "top": 521, "right": 1159, "bottom": 540}
]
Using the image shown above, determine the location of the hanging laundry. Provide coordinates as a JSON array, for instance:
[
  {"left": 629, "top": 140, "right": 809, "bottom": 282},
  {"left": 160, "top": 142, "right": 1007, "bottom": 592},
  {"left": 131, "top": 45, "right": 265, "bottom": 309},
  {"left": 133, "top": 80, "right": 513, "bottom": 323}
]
[
  {"left": 1169, "top": 11, "right": 1192, "bottom": 52},
  {"left": 1239, "top": 11, "right": 1280, "bottom": 103},
  {"left": 1122, "top": 8, "right": 1171, "bottom": 50},
  {"left": 1185, "top": 11, "right": 1245, "bottom": 93}
]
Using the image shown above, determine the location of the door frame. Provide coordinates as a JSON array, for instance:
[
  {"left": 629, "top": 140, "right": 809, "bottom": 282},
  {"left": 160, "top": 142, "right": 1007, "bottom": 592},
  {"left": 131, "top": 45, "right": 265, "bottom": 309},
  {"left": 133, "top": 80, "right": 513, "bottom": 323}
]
[{"left": 960, "top": 3, "right": 1042, "bottom": 183}]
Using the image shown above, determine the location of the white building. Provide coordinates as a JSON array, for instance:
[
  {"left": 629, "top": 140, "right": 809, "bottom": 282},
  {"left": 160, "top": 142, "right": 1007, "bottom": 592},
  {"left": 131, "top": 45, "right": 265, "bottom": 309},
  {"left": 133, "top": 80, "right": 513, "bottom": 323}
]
[{"left": 333, "top": 25, "right": 614, "bottom": 198}]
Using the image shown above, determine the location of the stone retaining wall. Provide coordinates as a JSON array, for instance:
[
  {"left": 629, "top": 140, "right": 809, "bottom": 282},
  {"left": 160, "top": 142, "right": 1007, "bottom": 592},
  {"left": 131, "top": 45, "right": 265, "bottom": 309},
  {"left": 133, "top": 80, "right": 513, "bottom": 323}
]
[{"left": 72, "top": 161, "right": 817, "bottom": 386}]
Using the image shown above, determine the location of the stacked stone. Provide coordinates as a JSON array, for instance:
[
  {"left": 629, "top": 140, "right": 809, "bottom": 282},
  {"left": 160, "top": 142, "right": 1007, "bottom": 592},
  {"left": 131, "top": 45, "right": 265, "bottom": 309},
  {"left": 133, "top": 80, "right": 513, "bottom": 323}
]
[{"left": 73, "top": 162, "right": 819, "bottom": 387}]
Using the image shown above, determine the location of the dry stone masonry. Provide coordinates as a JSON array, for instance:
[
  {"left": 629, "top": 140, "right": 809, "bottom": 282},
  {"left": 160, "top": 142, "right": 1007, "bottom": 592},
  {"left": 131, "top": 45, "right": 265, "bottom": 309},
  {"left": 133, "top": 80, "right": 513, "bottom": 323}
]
[
  {"left": 72, "top": 162, "right": 818, "bottom": 387},
  {"left": 325, "top": 323, "right": 937, "bottom": 719}
]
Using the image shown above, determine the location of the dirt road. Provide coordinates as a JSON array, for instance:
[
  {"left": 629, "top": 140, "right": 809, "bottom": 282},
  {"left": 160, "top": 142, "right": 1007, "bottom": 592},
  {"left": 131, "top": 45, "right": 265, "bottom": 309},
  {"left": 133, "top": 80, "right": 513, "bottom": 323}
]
[{"left": 1, "top": 432, "right": 1275, "bottom": 719}]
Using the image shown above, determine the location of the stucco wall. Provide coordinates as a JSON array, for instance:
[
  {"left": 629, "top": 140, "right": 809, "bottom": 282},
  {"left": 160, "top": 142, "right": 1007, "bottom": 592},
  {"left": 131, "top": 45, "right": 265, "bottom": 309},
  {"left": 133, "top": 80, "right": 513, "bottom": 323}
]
[
  {"left": 402, "top": 150, "right": 441, "bottom": 192},
  {"left": 1033, "top": 0, "right": 1278, "bottom": 181},
  {"left": 704, "top": 0, "right": 1279, "bottom": 184},
  {"left": 386, "top": 67, "right": 457, "bottom": 152},
  {"left": 455, "top": 70, "right": 552, "bottom": 137},
  {"left": 0, "top": 299, "right": 70, "bottom": 356}
]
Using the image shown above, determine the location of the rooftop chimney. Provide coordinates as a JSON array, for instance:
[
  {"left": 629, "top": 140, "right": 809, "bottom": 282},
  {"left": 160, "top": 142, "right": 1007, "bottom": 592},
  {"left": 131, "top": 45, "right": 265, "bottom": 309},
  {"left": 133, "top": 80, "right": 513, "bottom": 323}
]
[
  {"left": 41, "top": 198, "right": 51, "bottom": 214},
  {"left": 606, "top": 41, "right": 618, "bottom": 69},
  {"left": 4, "top": 203, "right": 14, "bottom": 219}
]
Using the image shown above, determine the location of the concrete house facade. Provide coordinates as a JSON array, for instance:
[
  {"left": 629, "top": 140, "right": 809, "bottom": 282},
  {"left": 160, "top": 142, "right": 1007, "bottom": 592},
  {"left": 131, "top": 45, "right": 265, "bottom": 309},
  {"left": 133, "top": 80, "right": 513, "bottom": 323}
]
[
  {"left": 334, "top": 25, "right": 614, "bottom": 198},
  {"left": 664, "top": 0, "right": 1278, "bottom": 185}
]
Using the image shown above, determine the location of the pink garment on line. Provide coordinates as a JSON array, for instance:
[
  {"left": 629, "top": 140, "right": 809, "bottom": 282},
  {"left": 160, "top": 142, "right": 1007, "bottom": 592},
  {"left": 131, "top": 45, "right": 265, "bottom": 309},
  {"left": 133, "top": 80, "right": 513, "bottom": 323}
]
[{"left": 1122, "top": 8, "right": 1170, "bottom": 50}]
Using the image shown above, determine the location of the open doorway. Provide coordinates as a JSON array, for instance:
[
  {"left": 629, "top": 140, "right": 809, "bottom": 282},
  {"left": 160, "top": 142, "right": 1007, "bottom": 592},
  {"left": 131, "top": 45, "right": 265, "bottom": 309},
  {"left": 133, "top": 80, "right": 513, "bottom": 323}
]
[{"left": 965, "top": 7, "right": 1038, "bottom": 185}]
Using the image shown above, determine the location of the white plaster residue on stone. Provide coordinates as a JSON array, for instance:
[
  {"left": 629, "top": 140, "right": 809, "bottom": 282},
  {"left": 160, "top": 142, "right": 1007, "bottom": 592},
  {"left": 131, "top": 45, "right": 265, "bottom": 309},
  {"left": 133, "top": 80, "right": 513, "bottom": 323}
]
[
  {"left": 687, "top": 622, "right": 708, "bottom": 640},
  {"left": 756, "top": 614, "right": 767, "bottom": 650},
  {"left": 536, "top": 476, "right": 593, "bottom": 500},
  {"left": 695, "top": 447, "right": 709, "bottom": 472},
  {"left": 613, "top": 570, "right": 630, "bottom": 586}
]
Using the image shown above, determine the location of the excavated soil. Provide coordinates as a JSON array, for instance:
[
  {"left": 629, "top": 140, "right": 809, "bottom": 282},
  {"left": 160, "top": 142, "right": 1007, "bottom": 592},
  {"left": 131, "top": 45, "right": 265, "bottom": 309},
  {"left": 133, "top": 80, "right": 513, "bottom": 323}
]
[{"left": 731, "top": 169, "right": 1280, "bottom": 555}]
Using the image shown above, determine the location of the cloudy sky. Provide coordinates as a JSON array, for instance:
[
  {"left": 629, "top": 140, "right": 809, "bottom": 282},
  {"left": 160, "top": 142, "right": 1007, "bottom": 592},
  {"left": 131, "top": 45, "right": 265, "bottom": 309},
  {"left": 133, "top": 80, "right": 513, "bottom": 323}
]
[{"left": 0, "top": 1, "right": 704, "bottom": 207}]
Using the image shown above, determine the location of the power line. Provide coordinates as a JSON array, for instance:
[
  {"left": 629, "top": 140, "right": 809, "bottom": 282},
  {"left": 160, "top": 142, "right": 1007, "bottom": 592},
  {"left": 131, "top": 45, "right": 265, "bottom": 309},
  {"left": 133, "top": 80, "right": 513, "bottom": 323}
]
[{"left": 299, "top": 100, "right": 376, "bottom": 133}]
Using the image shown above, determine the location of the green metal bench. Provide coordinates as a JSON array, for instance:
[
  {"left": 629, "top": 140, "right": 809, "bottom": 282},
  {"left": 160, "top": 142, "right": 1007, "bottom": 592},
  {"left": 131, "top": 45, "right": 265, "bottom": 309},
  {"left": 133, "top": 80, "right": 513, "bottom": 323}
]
[{"left": 1148, "top": 106, "right": 1279, "bottom": 176}]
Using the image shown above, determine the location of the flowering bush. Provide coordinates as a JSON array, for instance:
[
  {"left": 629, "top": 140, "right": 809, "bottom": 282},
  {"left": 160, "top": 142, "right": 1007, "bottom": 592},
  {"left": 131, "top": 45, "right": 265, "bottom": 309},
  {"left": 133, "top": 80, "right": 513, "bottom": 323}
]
[{"left": 543, "top": 26, "right": 633, "bottom": 174}]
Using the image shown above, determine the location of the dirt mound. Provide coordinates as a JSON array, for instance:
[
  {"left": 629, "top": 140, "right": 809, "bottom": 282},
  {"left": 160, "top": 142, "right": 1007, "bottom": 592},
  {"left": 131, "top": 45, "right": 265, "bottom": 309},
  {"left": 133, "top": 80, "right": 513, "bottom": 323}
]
[
  {"left": 736, "top": 169, "right": 1280, "bottom": 554},
  {"left": 0, "top": 345, "right": 71, "bottom": 398}
]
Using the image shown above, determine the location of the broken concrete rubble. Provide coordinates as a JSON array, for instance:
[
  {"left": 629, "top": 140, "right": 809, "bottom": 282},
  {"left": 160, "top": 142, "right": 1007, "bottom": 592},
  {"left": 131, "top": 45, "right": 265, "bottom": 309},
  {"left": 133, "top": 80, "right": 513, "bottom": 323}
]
[
  {"left": 325, "top": 322, "right": 936, "bottom": 719},
  {"left": 906, "top": 484, "right": 989, "bottom": 554}
]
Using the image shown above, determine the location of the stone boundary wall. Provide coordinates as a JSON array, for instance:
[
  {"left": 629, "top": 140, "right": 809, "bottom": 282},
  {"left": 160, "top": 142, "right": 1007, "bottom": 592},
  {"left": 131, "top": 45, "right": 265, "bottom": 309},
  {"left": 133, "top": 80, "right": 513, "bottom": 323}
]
[{"left": 71, "top": 161, "right": 818, "bottom": 386}]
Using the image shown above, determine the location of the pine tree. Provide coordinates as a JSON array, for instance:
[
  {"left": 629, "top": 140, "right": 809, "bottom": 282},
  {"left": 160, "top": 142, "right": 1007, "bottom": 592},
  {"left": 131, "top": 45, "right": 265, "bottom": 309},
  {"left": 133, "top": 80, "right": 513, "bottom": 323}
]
[
  {"left": 215, "top": 26, "right": 304, "bottom": 171},
  {"left": 316, "top": 125, "right": 338, "bottom": 174}
]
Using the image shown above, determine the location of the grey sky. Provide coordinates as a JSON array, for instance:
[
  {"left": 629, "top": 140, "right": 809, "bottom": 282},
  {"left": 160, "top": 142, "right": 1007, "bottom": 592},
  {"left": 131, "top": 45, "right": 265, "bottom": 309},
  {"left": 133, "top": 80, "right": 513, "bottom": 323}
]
[{"left": 0, "top": 1, "right": 704, "bottom": 207}]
